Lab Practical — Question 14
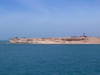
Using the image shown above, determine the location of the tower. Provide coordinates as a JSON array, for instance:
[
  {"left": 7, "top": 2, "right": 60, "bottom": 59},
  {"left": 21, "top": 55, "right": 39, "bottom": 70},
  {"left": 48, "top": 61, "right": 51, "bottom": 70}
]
[{"left": 83, "top": 33, "right": 85, "bottom": 37}]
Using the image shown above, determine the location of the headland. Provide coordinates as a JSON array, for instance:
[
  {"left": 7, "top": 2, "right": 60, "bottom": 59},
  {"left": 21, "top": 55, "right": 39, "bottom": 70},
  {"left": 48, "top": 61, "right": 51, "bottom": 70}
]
[{"left": 9, "top": 33, "right": 100, "bottom": 44}]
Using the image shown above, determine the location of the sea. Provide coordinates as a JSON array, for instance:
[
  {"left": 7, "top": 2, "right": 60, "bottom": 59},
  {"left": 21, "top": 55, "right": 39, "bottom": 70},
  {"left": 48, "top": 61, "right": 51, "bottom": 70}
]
[{"left": 0, "top": 41, "right": 100, "bottom": 75}]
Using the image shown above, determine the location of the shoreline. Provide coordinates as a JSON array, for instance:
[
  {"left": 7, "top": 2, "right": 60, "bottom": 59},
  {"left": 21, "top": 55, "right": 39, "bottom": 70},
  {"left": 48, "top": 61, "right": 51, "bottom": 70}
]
[
  {"left": 9, "top": 43, "right": 100, "bottom": 45},
  {"left": 9, "top": 37, "right": 100, "bottom": 44}
]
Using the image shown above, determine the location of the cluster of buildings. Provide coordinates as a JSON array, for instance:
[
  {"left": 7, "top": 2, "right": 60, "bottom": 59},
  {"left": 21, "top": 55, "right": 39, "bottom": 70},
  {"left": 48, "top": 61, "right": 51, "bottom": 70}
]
[{"left": 9, "top": 33, "right": 88, "bottom": 44}]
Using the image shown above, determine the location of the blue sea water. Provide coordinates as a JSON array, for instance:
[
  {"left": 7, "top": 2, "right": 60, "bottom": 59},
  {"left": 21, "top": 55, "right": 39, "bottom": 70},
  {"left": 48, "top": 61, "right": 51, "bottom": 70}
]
[{"left": 0, "top": 41, "right": 100, "bottom": 75}]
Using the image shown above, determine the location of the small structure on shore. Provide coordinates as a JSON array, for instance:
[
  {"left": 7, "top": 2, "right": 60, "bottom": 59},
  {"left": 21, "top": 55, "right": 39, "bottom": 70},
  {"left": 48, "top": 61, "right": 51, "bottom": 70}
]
[{"left": 83, "top": 33, "right": 87, "bottom": 37}]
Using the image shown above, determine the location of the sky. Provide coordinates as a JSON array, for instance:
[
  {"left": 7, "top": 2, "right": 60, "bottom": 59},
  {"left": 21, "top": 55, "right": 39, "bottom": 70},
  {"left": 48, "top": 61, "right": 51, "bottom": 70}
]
[{"left": 0, "top": 0, "right": 100, "bottom": 40}]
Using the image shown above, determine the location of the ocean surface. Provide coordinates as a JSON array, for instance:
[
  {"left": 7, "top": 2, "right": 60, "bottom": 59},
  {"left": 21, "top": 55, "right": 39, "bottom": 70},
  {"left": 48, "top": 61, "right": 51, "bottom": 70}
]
[{"left": 0, "top": 41, "right": 100, "bottom": 75}]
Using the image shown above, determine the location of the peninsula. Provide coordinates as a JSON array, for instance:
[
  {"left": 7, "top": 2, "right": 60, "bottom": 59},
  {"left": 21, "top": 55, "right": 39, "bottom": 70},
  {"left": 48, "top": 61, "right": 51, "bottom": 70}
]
[{"left": 9, "top": 33, "right": 100, "bottom": 44}]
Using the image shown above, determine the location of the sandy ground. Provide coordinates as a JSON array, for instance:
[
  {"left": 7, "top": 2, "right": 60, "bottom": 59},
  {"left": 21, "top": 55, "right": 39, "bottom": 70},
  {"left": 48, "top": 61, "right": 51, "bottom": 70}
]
[{"left": 9, "top": 37, "right": 100, "bottom": 44}]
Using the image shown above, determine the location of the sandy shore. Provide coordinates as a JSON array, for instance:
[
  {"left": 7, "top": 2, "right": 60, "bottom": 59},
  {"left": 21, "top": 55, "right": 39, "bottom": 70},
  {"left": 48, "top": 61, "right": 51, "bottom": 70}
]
[{"left": 9, "top": 37, "right": 100, "bottom": 44}]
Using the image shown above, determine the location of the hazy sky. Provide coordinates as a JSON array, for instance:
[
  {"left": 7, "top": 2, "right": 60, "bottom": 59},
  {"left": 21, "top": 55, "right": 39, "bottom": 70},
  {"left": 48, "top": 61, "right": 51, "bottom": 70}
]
[{"left": 0, "top": 0, "right": 100, "bottom": 40}]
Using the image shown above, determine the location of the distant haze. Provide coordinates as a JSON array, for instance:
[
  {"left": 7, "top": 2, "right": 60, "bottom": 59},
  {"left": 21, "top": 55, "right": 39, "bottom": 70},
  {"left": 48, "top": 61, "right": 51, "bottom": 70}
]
[{"left": 0, "top": 0, "right": 100, "bottom": 40}]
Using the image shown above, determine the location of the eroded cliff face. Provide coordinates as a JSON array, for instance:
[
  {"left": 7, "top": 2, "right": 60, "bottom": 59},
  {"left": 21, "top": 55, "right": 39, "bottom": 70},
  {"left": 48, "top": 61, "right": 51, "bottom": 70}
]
[{"left": 9, "top": 37, "right": 100, "bottom": 44}]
